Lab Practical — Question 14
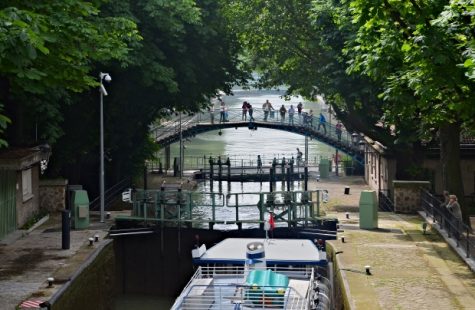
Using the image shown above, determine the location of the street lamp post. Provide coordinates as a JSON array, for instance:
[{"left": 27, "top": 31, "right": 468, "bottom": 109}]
[{"left": 99, "top": 72, "right": 111, "bottom": 223}]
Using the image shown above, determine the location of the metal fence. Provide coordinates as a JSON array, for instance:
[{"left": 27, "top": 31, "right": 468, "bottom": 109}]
[
  {"left": 420, "top": 189, "right": 475, "bottom": 259},
  {"left": 378, "top": 189, "right": 394, "bottom": 212}
]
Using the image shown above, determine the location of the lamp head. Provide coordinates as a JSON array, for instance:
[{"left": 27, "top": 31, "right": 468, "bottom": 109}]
[{"left": 100, "top": 72, "right": 112, "bottom": 82}]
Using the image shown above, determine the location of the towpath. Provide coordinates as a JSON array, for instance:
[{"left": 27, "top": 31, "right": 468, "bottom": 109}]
[{"left": 0, "top": 175, "right": 473, "bottom": 309}]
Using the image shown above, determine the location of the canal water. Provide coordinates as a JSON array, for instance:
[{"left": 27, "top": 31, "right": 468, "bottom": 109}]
[{"left": 116, "top": 88, "right": 337, "bottom": 309}]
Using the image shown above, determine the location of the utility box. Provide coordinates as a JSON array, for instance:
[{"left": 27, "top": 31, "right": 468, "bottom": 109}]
[
  {"left": 319, "top": 159, "right": 330, "bottom": 178},
  {"left": 359, "top": 190, "right": 378, "bottom": 229},
  {"left": 71, "top": 190, "right": 90, "bottom": 229}
]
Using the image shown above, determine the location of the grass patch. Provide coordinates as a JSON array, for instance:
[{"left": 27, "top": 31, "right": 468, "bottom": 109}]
[{"left": 20, "top": 210, "right": 49, "bottom": 230}]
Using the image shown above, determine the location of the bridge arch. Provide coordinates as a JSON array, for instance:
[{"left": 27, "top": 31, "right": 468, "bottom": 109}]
[{"left": 152, "top": 108, "right": 364, "bottom": 164}]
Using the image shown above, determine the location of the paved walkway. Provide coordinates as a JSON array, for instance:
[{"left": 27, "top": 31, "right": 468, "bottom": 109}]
[
  {"left": 0, "top": 213, "right": 113, "bottom": 309},
  {"left": 0, "top": 175, "right": 474, "bottom": 309},
  {"left": 319, "top": 176, "right": 475, "bottom": 310}
]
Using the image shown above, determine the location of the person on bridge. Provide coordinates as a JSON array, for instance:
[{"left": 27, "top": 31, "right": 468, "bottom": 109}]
[
  {"left": 248, "top": 103, "right": 254, "bottom": 121},
  {"left": 317, "top": 112, "right": 327, "bottom": 134},
  {"left": 297, "top": 102, "right": 303, "bottom": 117},
  {"left": 279, "top": 104, "right": 287, "bottom": 123},
  {"left": 242, "top": 101, "right": 249, "bottom": 121},
  {"left": 257, "top": 155, "right": 263, "bottom": 173},
  {"left": 220, "top": 101, "right": 226, "bottom": 123},
  {"left": 336, "top": 121, "right": 343, "bottom": 141},
  {"left": 262, "top": 100, "right": 274, "bottom": 121},
  {"left": 296, "top": 148, "right": 303, "bottom": 164},
  {"left": 288, "top": 105, "right": 295, "bottom": 125}
]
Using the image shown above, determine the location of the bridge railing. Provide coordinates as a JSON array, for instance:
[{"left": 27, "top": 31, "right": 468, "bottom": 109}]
[
  {"left": 151, "top": 108, "right": 361, "bottom": 149},
  {"left": 119, "top": 189, "right": 327, "bottom": 229},
  {"left": 148, "top": 154, "right": 335, "bottom": 171}
]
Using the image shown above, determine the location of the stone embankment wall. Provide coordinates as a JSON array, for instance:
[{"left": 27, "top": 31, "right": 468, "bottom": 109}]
[
  {"left": 393, "top": 181, "right": 430, "bottom": 213},
  {"left": 39, "top": 179, "right": 68, "bottom": 212},
  {"left": 326, "top": 243, "right": 353, "bottom": 310},
  {"left": 50, "top": 241, "right": 115, "bottom": 310}
]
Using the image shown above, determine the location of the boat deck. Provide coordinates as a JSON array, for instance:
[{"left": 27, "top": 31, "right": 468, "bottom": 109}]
[{"left": 173, "top": 266, "right": 317, "bottom": 309}]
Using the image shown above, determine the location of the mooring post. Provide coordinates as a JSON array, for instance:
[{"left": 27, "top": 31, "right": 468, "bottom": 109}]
[
  {"left": 286, "top": 165, "right": 291, "bottom": 191},
  {"left": 209, "top": 157, "right": 214, "bottom": 181},
  {"left": 304, "top": 165, "right": 309, "bottom": 191},
  {"left": 218, "top": 156, "right": 222, "bottom": 181},
  {"left": 226, "top": 157, "right": 231, "bottom": 182},
  {"left": 270, "top": 167, "right": 274, "bottom": 192},
  {"left": 173, "top": 157, "right": 178, "bottom": 177},
  {"left": 281, "top": 157, "right": 286, "bottom": 178},
  {"left": 259, "top": 193, "right": 264, "bottom": 229}
]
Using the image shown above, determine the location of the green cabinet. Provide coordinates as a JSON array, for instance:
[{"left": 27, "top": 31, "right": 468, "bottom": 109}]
[
  {"left": 318, "top": 158, "right": 330, "bottom": 178},
  {"left": 359, "top": 190, "right": 378, "bottom": 229},
  {"left": 72, "top": 190, "right": 89, "bottom": 229}
]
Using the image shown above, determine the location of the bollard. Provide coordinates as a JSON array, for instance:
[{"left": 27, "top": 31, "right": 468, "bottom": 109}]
[
  {"left": 88, "top": 237, "right": 94, "bottom": 246},
  {"left": 47, "top": 277, "right": 54, "bottom": 287},
  {"left": 365, "top": 265, "right": 372, "bottom": 275},
  {"left": 61, "top": 209, "right": 71, "bottom": 250},
  {"left": 94, "top": 234, "right": 99, "bottom": 242},
  {"left": 341, "top": 236, "right": 345, "bottom": 243},
  {"left": 344, "top": 186, "right": 350, "bottom": 195}
]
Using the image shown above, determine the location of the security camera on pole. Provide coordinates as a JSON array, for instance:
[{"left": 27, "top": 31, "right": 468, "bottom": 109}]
[{"left": 99, "top": 72, "right": 111, "bottom": 223}]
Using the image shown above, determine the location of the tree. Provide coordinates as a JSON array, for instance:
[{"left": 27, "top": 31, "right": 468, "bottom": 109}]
[
  {"left": 346, "top": 0, "right": 475, "bottom": 219},
  {"left": 0, "top": 0, "right": 140, "bottom": 145},
  {"left": 50, "top": 0, "right": 247, "bottom": 194}
]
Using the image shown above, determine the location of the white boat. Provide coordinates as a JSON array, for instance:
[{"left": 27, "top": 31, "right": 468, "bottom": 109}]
[{"left": 172, "top": 238, "right": 332, "bottom": 309}]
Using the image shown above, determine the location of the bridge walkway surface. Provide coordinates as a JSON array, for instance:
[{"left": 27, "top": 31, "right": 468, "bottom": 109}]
[
  {"left": 151, "top": 108, "right": 365, "bottom": 162},
  {"left": 0, "top": 176, "right": 474, "bottom": 309}
]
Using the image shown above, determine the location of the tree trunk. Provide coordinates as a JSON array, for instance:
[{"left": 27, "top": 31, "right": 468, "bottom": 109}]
[{"left": 439, "top": 122, "right": 466, "bottom": 221}]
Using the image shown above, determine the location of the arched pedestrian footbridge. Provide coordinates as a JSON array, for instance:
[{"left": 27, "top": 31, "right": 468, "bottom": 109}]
[{"left": 152, "top": 108, "right": 364, "bottom": 164}]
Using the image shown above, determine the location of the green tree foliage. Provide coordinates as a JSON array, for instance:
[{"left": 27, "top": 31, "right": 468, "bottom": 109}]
[
  {"left": 347, "top": 0, "right": 475, "bottom": 217},
  {"left": 0, "top": 0, "right": 140, "bottom": 145},
  {"left": 225, "top": 1, "right": 397, "bottom": 144},
  {"left": 50, "top": 0, "right": 246, "bottom": 192}
]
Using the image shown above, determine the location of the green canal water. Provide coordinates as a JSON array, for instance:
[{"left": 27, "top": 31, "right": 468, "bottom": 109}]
[{"left": 116, "top": 88, "right": 337, "bottom": 309}]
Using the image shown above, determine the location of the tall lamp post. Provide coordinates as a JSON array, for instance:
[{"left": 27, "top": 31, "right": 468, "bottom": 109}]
[{"left": 99, "top": 72, "right": 112, "bottom": 223}]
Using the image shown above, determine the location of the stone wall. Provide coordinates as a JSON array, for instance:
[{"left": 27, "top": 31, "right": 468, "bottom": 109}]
[
  {"left": 39, "top": 179, "right": 68, "bottom": 212},
  {"left": 51, "top": 241, "right": 115, "bottom": 310},
  {"left": 393, "top": 181, "right": 431, "bottom": 213}
]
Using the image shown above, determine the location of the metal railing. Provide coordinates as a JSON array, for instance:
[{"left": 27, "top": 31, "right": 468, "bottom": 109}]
[
  {"left": 118, "top": 189, "right": 327, "bottom": 229},
  {"left": 378, "top": 190, "right": 394, "bottom": 212},
  {"left": 89, "top": 177, "right": 131, "bottom": 211},
  {"left": 420, "top": 189, "right": 475, "bottom": 259},
  {"left": 171, "top": 265, "right": 329, "bottom": 310},
  {"left": 151, "top": 108, "right": 361, "bottom": 150}
]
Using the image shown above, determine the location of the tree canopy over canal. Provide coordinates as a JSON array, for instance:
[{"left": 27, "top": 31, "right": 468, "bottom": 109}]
[{"left": 1, "top": 0, "right": 475, "bottom": 216}]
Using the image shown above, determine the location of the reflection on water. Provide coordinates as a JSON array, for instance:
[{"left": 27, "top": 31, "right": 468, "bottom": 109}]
[
  {"left": 192, "top": 180, "right": 313, "bottom": 230},
  {"left": 163, "top": 88, "right": 336, "bottom": 164}
]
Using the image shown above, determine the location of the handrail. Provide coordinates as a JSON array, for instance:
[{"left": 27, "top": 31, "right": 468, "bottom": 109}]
[
  {"left": 151, "top": 108, "right": 363, "bottom": 155},
  {"left": 89, "top": 177, "right": 131, "bottom": 211},
  {"left": 420, "top": 188, "right": 474, "bottom": 259}
]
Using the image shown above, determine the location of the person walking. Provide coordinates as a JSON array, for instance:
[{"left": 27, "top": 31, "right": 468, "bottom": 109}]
[
  {"left": 248, "top": 103, "right": 254, "bottom": 121},
  {"left": 242, "top": 101, "right": 248, "bottom": 120},
  {"left": 220, "top": 101, "right": 226, "bottom": 123},
  {"left": 296, "top": 148, "right": 303, "bottom": 165},
  {"left": 257, "top": 155, "right": 263, "bottom": 173},
  {"left": 288, "top": 105, "right": 295, "bottom": 125},
  {"left": 317, "top": 112, "right": 327, "bottom": 134},
  {"left": 262, "top": 100, "right": 273, "bottom": 121},
  {"left": 297, "top": 102, "right": 303, "bottom": 117},
  {"left": 279, "top": 104, "right": 286, "bottom": 123},
  {"left": 335, "top": 121, "right": 342, "bottom": 141}
]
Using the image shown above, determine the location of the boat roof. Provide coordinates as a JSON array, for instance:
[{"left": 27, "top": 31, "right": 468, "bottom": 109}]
[{"left": 193, "top": 238, "right": 326, "bottom": 266}]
